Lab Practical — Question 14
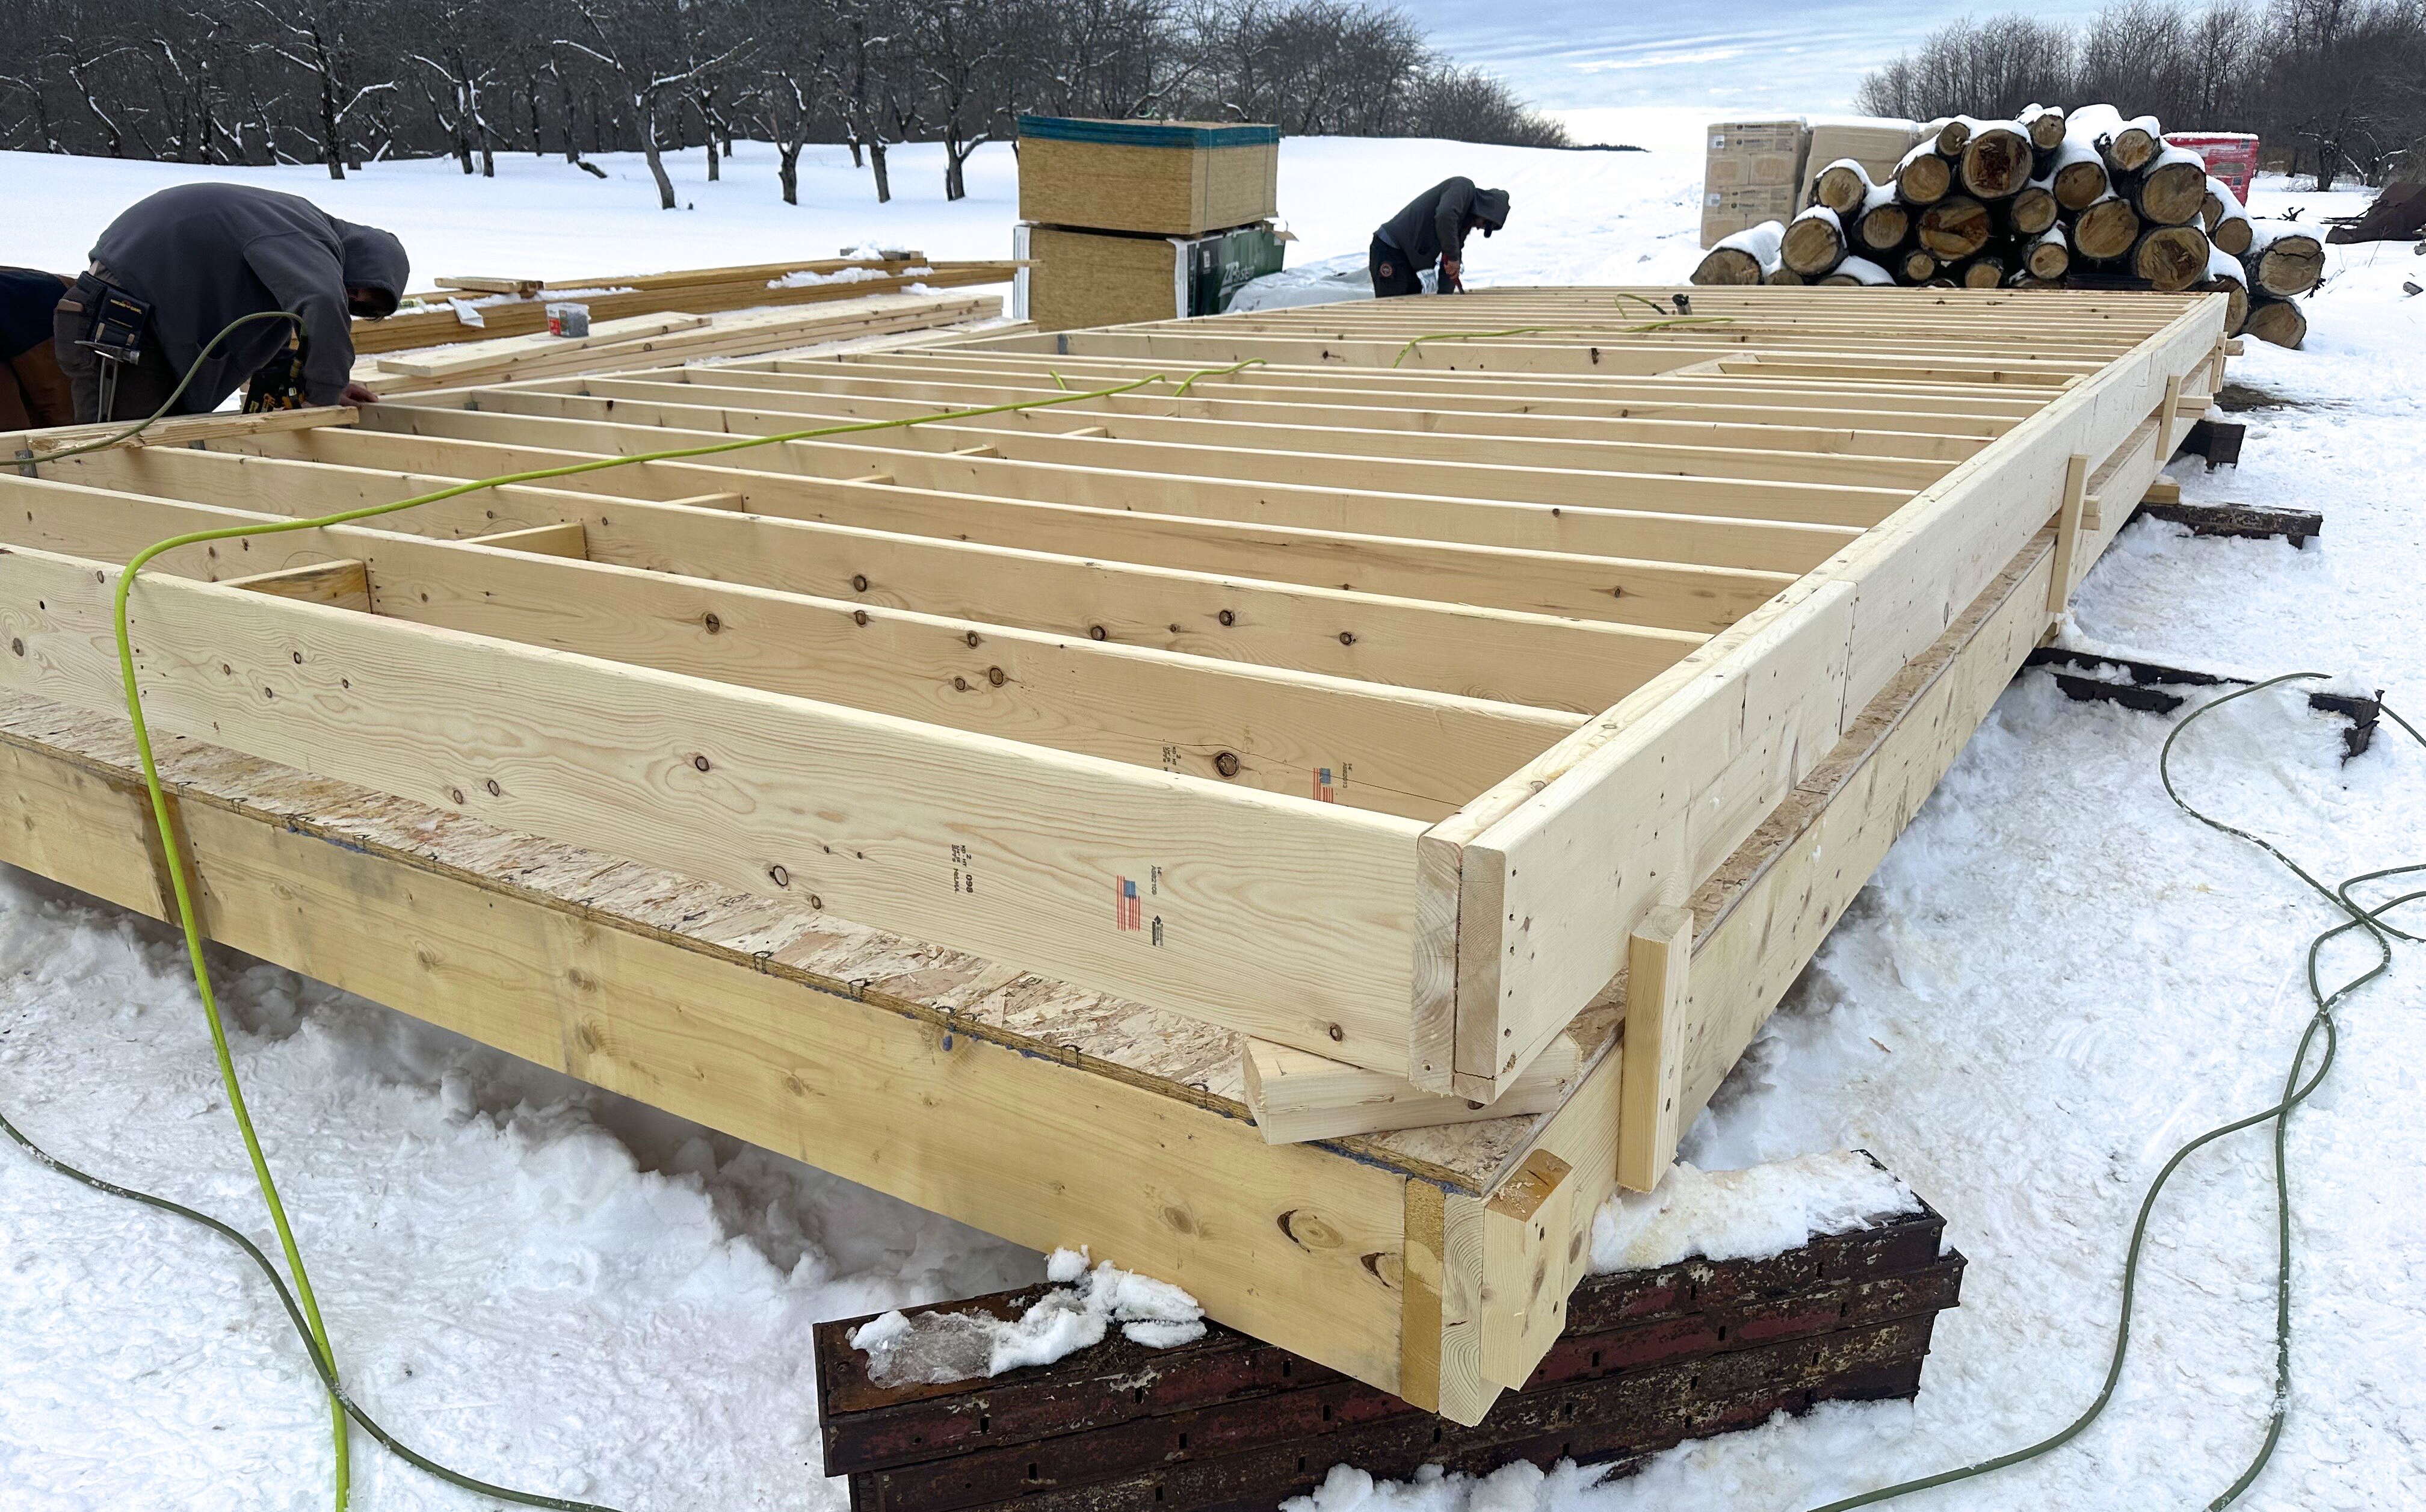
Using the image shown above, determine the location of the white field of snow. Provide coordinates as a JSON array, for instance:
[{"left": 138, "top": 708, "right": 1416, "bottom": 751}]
[{"left": 2, "top": 134, "right": 2422, "bottom": 1511}]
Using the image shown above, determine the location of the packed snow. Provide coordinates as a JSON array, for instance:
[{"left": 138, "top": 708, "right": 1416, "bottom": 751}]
[
  {"left": 1590, "top": 1152, "right": 1921, "bottom": 1273},
  {"left": 2, "top": 131, "right": 2421, "bottom": 1511},
  {"left": 848, "top": 1245, "right": 1206, "bottom": 1387}
]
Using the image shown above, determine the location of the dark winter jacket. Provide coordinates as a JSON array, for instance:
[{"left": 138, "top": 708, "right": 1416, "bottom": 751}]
[
  {"left": 0, "top": 267, "right": 74, "bottom": 429},
  {"left": 86, "top": 184, "right": 409, "bottom": 410},
  {"left": 1374, "top": 179, "right": 1511, "bottom": 270}
]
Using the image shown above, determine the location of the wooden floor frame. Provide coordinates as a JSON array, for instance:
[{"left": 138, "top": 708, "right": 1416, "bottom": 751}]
[{"left": 0, "top": 288, "right": 2222, "bottom": 1424}]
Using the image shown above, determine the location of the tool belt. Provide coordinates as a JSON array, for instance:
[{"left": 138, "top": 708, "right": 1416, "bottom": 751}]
[
  {"left": 244, "top": 332, "right": 310, "bottom": 413},
  {"left": 69, "top": 269, "right": 151, "bottom": 365}
]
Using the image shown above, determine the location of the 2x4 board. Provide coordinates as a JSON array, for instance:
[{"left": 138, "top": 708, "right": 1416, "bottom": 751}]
[{"left": 0, "top": 288, "right": 2224, "bottom": 1424}]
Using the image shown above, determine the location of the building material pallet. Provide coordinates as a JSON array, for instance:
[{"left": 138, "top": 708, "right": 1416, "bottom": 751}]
[
  {"left": 815, "top": 1176, "right": 1962, "bottom": 1510},
  {"left": 0, "top": 287, "right": 2223, "bottom": 1423}
]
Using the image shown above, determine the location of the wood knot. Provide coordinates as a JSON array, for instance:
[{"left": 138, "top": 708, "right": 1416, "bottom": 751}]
[
  {"left": 692, "top": 753, "right": 711, "bottom": 772},
  {"left": 768, "top": 864, "right": 791, "bottom": 887},
  {"left": 1214, "top": 751, "right": 1240, "bottom": 779},
  {"left": 986, "top": 666, "right": 1006, "bottom": 687},
  {"left": 1277, "top": 1208, "right": 1342, "bottom": 1251}
]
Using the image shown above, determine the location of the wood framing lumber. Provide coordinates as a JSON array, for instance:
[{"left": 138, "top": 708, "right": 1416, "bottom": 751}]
[
  {"left": 1614, "top": 906, "right": 1693, "bottom": 1192},
  {"left": 1413, "top": 294, "right": 2226, "bottom": 1100},
  {"left": 1241, "top": 1033, "right": 1581, "bottom": 1146},
  {"left": 0, "top": 542, "right": 1434, "bottom": 1071},
  {"left": 224, "top": 424, "right": 1864, "bottom": 581},
  {"left": 0, "top": 700, "right": 1415, "bottom": 1404},
  {"left": 5, "top": 405, "right": 354, "bottom": 463},
  {"left": 461, "top": 521, "right": 590, "bottom": 557},
  {"left": 1430, "top": 521, "right": 2070, "bottom": 1398},
  {"left": 222, "top": 558, "right": 374, "bottom": 611},
  {"left": 2046, "top": 454, "right": 2091, "bottom": 614},
  {"left": 363, "top": 399, "right": 1919, "bottom": 531},
  {"left": 0, "top": 478, "right": 1571, "bottom": 823},
  {"left": 26, "top": 448, "right": 1700, "bottom": 715}
]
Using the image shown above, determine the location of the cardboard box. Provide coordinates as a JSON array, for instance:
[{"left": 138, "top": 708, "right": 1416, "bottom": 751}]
[
  {"left": 1017, "top": 116, "right": 1279, "bottom": 237},
  {"left": 1700, "top": 186, "right": 1800, "bottom": 250},
  {"left": 1702, "top": 119, "right": 1809, "bottom": 247},
  {"left": 1798, "top": 118, "right": 1924, "bottom": 209},
  {"left": 1020, "top": 223, "right": 1287, "bottom": 332}
]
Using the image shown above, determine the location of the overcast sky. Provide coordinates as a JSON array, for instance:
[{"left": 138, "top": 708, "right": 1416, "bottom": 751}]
[{"left": 1389, "top": 1, "right": 2119, "bottom": 126}]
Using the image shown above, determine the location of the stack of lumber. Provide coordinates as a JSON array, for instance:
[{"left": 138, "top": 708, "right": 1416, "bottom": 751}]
[
  {"left": 1693, "top": 104, "right": 2323, "bottom": 346},
  {"left": 354, "top": 255, "right": 1020, "bottom": 354},
  {"left": 352, "top": 292, "right": 1001, "bottom": 394},
  {"left": 815, "top": 1179, "right": 1964, "bottom": 1511}
]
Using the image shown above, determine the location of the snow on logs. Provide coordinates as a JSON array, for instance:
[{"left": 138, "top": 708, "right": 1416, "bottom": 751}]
[{"left": 1691, "top": 100, "right": 2322, "bottom": 347}]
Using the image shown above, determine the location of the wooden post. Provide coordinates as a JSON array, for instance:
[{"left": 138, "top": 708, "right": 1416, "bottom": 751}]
[
  {"left": 1480, "top": 1149, "right": 1577, "bottom": 1387},
  {"left": 1615, "top": 905, "right": 1694, "bottom": 1193},
  {"left": 2046, "top": 453, "right": 2091, "bottom": 616}
]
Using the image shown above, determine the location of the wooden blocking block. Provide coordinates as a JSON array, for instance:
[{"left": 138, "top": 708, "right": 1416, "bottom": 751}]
[
  {"left": 2046, "top": 453, "right": 2091, "bottom": 615},
  {"left": 1241, "top": 1034, "right": 1578, "bottom": 1146},
  {"left": 2171, "top": 418, "right": 2245, "bottom": 469},
  {"left": 220, "top": 557, "right": 374, "bottom": 613},
  {"left": 1480, "top": 1150, "right": 1576, "bottom": 1387},
  {"left": 1016, "top": 117, "right": 1278, "bottom": 236},
  {"left": 2134, "top": 499, "right": 2321, "bottom": 547},
  {"left": 463, "top": 521, "right": 590, "bottom": 558},
  {"left": 1616, "top": 905, "right": 1693, "bottom": 1193}
]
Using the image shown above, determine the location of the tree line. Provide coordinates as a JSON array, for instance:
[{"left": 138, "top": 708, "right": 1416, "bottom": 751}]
[
  {"left": 0, "top": 0, "right": 1571, "bottom": 207},
  {"left": 1856, "top": 0, "right": 2426, "bottom": 189}
]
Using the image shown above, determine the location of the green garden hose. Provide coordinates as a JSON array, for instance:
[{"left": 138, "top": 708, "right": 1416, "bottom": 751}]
[
  {"left": 1805, "top": 674, "right": 2422, "bottom": 1511},
  {"left": 4, "top": 313, "right": 1267, "bottom": 1511}
]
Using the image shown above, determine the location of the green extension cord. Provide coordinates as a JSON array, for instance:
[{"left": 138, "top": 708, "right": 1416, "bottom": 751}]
[
  {"left": 5, "top": 312, "right": 1267, "bottom": 1510},
  {"left": 1806, "top": 673, "right": 2422, "bottom": 1511}
]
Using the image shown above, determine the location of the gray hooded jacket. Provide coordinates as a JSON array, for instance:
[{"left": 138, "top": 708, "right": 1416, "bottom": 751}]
[
  {"left": 88, "top": 183, "right": 409, "bottom": 410},
  {"left": 1374, "top": 178, "right": 1511, "bottom": 270}
]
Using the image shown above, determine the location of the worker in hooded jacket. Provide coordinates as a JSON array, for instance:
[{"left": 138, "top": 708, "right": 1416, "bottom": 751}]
[
  {"left": 1368, "top": 177, "right": 1510, "bottom": 298},
  {"left": 54, "top": 182, "right": 410, "bottom": 422}
]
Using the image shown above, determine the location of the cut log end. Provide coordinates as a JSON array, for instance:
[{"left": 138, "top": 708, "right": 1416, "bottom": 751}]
[
  {"left": 2135, "top": 161, "right": 2209, "bottom": 227},
  {"left": 2252, "top": 235, "right": 2326, "bottom": 298},
  {"left": 1813, "top": 163, "right": 1871, "bottom": 217},
  {"left": 1856, "top": 203, "right": 1912, "bottom": 252},
  {"left": 2009, "top": 185, "right": 2060, "bottom": 236},
  {"left": 2212, "top": 217, "right": 2255, "bottom": 258},
  {"left": 2133, "top": 225, "right": 2212, "bottom": 292},
  {"left": 2073, "top": 199, "right": 2143, "bottom": 262},
  {"left": 2054, "top": 159, "right": 2110, "bottom": 212},
  {"left": 2105, "top": 126, "right": 2159, "bottom": 173},
  {"left": 2025, "top": 236, "right": 2071, "bottom": 281},
  {"left": 1897, "top": 154, "right": 1954, "bottom": 206},
  {"left": 2026, "top": 108, "right": 2068, "bottom": 151},
  {"left": 2244, "top": 297, "right": 2307, "bottom": 348},
  {"left": 1916, "top": 196, "right": 1993, "bottom": 261},
  {"left": 1691, "top": 247, "right": 1765, "bottom": 285},
  {"left": 1779, "top": 214, "right": 1848, "bottom": 277},
  {"left": 1959, "top": 256, "right": 2006, "bottom": 289},
  {"left": 1960, "top": 129, "right": 2035, "bottom": 200},
  {"left": 1900, "top": 248, "right": 1939, "bottom": 283}
]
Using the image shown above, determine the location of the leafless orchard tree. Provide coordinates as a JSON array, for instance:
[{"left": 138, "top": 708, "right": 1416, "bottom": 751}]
[
  {"left": 1857, "top": 0, "right": 2426, "bottom": 187},
  {"left": 0, "top": 0, "right": 1577, "bottom": 206}
]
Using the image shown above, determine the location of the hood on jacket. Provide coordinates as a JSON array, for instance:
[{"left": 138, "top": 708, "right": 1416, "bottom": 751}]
[
  {"left": 336, "top": 221, "right": 409, "bottom": 317},
  {"left": 1472, "top": 188, "right": 1511, "bottom": 236}
]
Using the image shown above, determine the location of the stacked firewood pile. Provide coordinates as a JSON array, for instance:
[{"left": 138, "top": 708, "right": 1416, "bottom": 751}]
[{"left": 1691, "top": 105, "right": 2323, "bottom": 347}]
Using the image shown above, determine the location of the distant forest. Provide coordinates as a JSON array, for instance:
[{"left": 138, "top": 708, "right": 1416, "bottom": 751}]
[
  {"left": 1857, "top": 0, "right": 2426, "bottom": 188},
  {"left": 0, "top": 0, "right": 1572, "bottom": 205}
]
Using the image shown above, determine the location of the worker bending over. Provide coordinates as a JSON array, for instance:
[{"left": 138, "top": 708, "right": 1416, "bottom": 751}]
[
  {"left": 1, "top": 267, "right": 75, "bottom": 429},
  {"left": 1368, "top": 177, "right": 1511, "bottom": 297},
  {"left": 54, "top": 182, "right": 409, "bottom": 422}
]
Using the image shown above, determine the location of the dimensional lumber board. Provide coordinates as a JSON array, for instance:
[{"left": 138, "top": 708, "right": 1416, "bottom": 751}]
[{"left": 0, "top": 286, "right": 2224, "bottom": 1424}]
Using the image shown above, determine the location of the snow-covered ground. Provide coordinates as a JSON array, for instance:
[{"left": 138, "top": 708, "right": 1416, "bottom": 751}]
[{"left": 4, "top": 137, "right": 2421, "bottom": 1511}]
